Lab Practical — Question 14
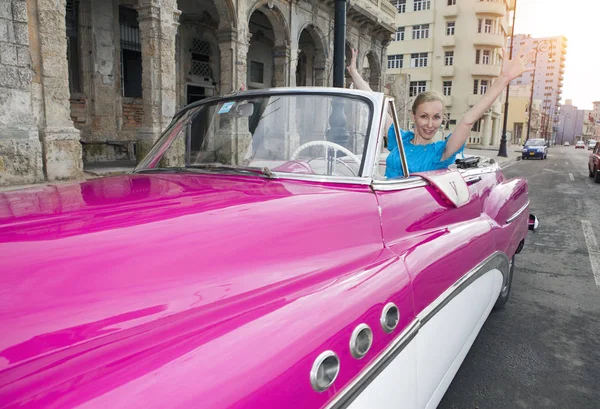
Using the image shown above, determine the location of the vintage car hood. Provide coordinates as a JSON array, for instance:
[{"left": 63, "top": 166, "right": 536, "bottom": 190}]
[{"left": 0, "top": 173, "right": 388, "bottom": 408}]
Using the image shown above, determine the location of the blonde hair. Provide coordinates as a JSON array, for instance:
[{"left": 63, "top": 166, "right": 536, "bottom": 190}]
[{"left": 412, "top": 90, "right": 444, "bottom": 114}]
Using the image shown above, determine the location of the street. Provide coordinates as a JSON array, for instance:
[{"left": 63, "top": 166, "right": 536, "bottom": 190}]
[{"left": 439, "top": 146, "right": 600, "bottom": 408}]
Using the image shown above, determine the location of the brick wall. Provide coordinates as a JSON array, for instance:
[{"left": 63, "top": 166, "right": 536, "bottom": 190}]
[
  {"left": 70, "top": 97, "right": 87, "bottom": 126},
  {"left": 122, "top": 97, "right": 143, "bottom": 128}
]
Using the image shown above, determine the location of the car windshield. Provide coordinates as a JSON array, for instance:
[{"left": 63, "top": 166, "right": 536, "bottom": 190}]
[
  {"left": 525, "top": 139, "right": 545, "bottom": 147},
  {"left": 136, "top": 93, "right": 373, "bottom": 179}
]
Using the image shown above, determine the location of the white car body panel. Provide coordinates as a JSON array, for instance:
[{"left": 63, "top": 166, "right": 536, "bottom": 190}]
[{"left": 346, "top": 269, "right": 503, "bottom": 409}]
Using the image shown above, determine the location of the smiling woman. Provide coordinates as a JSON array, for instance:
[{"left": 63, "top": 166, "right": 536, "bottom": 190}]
[{"left": 346, "top": 47, "right": 536, "bottom": 178}]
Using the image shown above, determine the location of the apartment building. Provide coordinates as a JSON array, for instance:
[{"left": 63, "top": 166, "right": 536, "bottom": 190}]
[
  {"left": 557, "top": 100, "right": 585, "bottom": 145},
  {"left": 0, "top": 0, "right": 395, "bottom": 186},
  {"left": 387, "top": 0, "right": 514, "bottom": 146},
  {"left": 509, "top": 34, "right": 567, "bottom": 138}
]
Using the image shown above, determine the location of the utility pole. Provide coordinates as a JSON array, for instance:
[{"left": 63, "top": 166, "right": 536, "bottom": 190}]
[
  {"left": 327, "top": 0, "right": 350, "bottom": 152},
  {"left": 332, "top": 0, "right": 347, "bottom": 88},
  {"left": 498, "top": 0, "right": 518, "bottom": 157}
]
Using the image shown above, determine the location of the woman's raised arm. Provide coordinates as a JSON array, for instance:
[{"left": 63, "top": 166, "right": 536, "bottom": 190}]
[
  {"left": 442, "top": 49, "right": 535, "bottom": 161},
  {"left": 346, "top": 48, "right": 394, "bottom": 132}
]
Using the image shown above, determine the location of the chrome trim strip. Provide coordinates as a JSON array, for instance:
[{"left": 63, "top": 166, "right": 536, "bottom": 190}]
[
  {"left": 506, "top": 200, "right": 530, "bottom": 224},
  {"left": 325, "top": 251, "right": 509, "bottom": 409},
  {"left": 325, "top": 320, "right": 420, "bottom": 409},
  {"left": 417, "top": 252, "right": 509, "bottom": 327},
  {"left": 371, "top": 177, "right": 429, "bottom": 191},
  {"left": 389, "top": 99, "right": 410, "bottom": 178},
  {"left": 267, "top": 172, "right": 372, "bottom": 185}
]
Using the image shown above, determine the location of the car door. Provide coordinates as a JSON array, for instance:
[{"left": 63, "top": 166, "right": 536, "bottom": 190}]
[
  {"left": 591, "top": 142, "right": 600, "bottom": 173},
  {"left": 372, "top": 171, "right": 501, "bottom": 408}
]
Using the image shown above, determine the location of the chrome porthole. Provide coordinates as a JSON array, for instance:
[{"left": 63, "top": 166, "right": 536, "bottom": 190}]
[
  {"left": 381, "top": 302, "right": 400, "bottom": 333},
  {"left": 310, "top": 351, "right": 340, "bottom": 392},
  {"left": 349, "top": 323, "right": 373, "bottom": 359}
]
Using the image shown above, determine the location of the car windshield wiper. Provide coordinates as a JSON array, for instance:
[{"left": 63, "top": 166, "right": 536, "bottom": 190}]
[
  {"left": 186, "top": 164, "right": 274, "bottom": 177},
  {"left": 134, "top": 165, "right": 274, "bottom": 178},
  {"left": 133, "top": 167, "right": 185, "bottom": 174}
]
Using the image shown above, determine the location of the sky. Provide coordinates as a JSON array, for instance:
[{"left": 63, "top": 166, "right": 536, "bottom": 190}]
[{"left": 513, "top": 0, "right": 600, "bottom": 110}]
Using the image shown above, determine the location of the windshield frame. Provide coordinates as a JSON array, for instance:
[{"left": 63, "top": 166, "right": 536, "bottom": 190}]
[
  {"left": 134, "top": 88, "right": 386, "bottom": 185},
  {"left": 524, "top": 139, "right": 546, "bottom": 147}
]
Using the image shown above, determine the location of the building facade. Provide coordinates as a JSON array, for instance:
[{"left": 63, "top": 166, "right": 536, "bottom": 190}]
[
  {"left": 557, "top": 99, "right": 584, "bottom": 145},
  {"left": 509, "top": 34, "right": 567, "bottom": 142},
  {"left": 386, "top": 0, "right": 514, "bottom": 146},
  {"left": 502, "top": 84, "right": 543, "bottom": 145},
  {"left": 0, "top": 0, "right": 396, "bottom": 186}
]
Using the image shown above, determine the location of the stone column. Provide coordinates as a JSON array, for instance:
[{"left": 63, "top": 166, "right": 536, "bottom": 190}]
[
  {"left": 273, "top": 44, "right": 290, "bottom": 87},
  {"left": 481, "top": 114, "right": 492, "bottom": 146},
  {"left": 136, "top": 1, "right": 180, "bottom": 161},
  {"left": 33, "top": 0, "right": 83, "bottom": 181},
  {"left": 491, "top": 116, "right": 500, "bottom": 146},
  {"left": 217, "top": 27, "right": 250, "bottom": 94},
  {"left": 85, "top": 0, "right": 118, "bottom": 150},
  {"left": 0, "top": 0, "right": 44, "bottom": 185}
]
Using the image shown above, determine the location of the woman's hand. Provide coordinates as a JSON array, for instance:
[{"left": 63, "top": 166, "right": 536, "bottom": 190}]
[
  {"left": 500, "top": 48, "right": 536, "bottom": 83},
  {"left": 346, "top": 48, "right": 358, "bottom": 74}
]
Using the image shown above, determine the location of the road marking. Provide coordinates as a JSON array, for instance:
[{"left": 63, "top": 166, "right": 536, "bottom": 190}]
[
  {"left": 569, "top": 173, "right": 575, "bottom": 181},
  {"left": 581, "top": 220, "right": 600, "bottom": 286},
  {"left": 501, "top": 161, "right": 519, "bottom": 170}
]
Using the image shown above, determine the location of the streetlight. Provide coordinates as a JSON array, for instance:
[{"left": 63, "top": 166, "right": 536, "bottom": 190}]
[
  {"left": 560, "top": 112, "right": 570, "bottom": 145},
  {"left": 526, "top": 40, "right": 552, "bottom": 142},
  {"left": 498, "top": 0, "right": 518, "bottom": 158}
]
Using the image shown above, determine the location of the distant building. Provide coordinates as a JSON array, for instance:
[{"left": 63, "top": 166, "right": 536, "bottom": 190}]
[
  {"left": 558, "top": 100, "right": 585, "bottom": 144},
  {"left": 509, "top": 34, "right": 567, "bottom": 139},
  {"left": 386, "top": 0, "right": 515, "bottom": 146},
  {"left": 502, "top": 84, "right": 542, "bottom": 144}
]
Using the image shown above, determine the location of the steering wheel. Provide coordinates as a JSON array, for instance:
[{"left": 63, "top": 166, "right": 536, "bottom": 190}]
[{"left": 290, "top": 141, "right": 361, "bottom": 176}]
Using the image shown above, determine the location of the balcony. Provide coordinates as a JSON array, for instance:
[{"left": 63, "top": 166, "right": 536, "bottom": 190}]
[
  {"left": 403, "top": 66, "right": 432, "bottom": 81},
  {"left": 444, "top": 96, "right": 453, "bottom": 107},
  {"left": 347, "top": 0, "right": 396, "bottom": 33},
  {"left": 442, "top": 5, "right": 458, "bottom": 17},
  {"left": 473, "top": 33, "right": 505, "bottom": 48},
  {"left": 471, "top": 64, "right": 501, "bottom": 77},
  {"left": 441, "top": 35, "right": 456, "bottom": 47},
  {"left": 474, "top": 1, "right": 506, "bottom": 17},
  {"left": 441, "top": 65, "right": 455, "bottom": 77},
  {"left": 395, "top": 9, "right": 434, "bottom": 27},
  {"left": 490, "top": 101, "right": 502, "bottom": 115}
]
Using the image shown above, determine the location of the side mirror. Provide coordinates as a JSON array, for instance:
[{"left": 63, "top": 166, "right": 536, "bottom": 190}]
[{"left": 528, "top": 214, "right": 539, "bottom": 232}]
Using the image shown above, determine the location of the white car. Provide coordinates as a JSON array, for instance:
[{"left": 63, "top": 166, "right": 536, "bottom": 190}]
[
  {"left": 576, "top": 141, "right": 586, "bottom": 149},
  {"left": 564, "top": 141, "right": 570, "bottom": 146},
  {"left": 589, "top": 140, "right": 597, "bottom": 150}
]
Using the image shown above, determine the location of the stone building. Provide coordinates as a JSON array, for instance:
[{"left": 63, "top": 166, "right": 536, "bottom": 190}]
[{"left": 0, "top": 0, "right": 396, "bottom": 186}]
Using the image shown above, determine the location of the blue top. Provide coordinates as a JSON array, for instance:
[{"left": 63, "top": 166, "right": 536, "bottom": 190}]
[{"left": 385, "top": 125, "right": 465, "bottom": 178}]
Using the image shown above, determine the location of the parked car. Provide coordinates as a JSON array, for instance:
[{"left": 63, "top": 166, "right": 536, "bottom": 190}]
[
  {"left": 522, "top": 138, "right": 548, "bottom": 159},
  {"left": 589, "top": 141, "right": 600, "bottom": 182},
  {"left": 589, "top": 140, "right": 597, "bottom": 150},
  {"left": 564, "top": 141, "right": 570, "bottom": 146},
  {"left": 0, "top": 88, "right": 537, "bottom": 409},
  {"left": 576, "top": 140, "right": 586, "bottom": 149}
]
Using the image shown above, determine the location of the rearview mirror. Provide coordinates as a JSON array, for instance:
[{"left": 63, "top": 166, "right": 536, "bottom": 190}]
[
  {"left": 233, "top": 102, "right": 254, "bottom": 117},
  {"left": 528, "top": 214, "right": 539, "bottom": 232}
]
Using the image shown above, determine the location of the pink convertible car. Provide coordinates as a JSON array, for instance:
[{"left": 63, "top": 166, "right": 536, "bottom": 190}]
[{"left": 0, "top": 88, "right": 537, "bottom": 409}]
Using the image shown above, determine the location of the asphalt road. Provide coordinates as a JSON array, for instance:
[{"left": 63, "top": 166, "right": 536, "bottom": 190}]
[{"left": 439, "top": 146, "right": 600, "bottom": 409}]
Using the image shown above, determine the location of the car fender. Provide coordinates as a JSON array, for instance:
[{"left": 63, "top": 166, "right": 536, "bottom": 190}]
[{"left": 481, "top": 176, "right": 530, "bottom": 257}]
